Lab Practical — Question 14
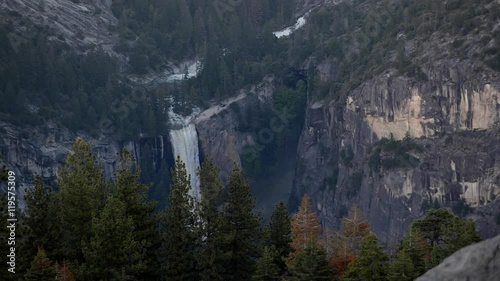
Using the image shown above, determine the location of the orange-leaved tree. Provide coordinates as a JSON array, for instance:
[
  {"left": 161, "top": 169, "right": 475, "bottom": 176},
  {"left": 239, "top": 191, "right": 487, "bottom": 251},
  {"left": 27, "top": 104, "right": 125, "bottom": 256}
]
[
  {"left": 329, "top": 206, "right": 370, "bottom": 278},
  {"left": 286, "top": 195, "right": 336, "bottom": 279},
  {"left": 56, "top": 261, "right": 76, "bottom": 281},
  {"left": 286, "top": 195, "right": 322, "bottom": 268},
  {"left": 290, "top": 195, "right": 322, "bottom": 252}
]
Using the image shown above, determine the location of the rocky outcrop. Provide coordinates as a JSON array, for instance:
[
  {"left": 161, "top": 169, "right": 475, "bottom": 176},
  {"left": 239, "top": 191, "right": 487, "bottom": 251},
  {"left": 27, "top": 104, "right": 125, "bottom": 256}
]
[
  {"left": 195, "top": 77, "right": 276, "bottom": 182},
  {"left": 291, "top": 60, "right": 500, "bottom": 243},
  {"left": 0, "top": 121, "right": 170, "bottom": 209},
  {"left": 416, "top": 234, "right": 500, "bottom": 281}
]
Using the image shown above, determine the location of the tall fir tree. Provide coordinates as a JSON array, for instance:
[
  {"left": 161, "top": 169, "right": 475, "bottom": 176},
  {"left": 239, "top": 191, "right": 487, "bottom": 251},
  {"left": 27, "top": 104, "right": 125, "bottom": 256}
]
[
  {"left": 221, "top": 164, "right": 263, "bottom": 281},
  {"left": 389, "top": 229, "right": 430, "bottom": 281},
  {"left": 343, "top": 233, "right": 389, "bottom": 281},
  {"left": 58, "top": 138, "right": 110, "bottom": 261},
  {"left": 197, "top": 158, "right": 226, "bottom": 281},
  {"left": 252, "top": 246, "right": 280, "bottom": 281},
  {"left": 388, "top": 248, "right": 415, "bottom": 281},
  {"left": 287, "top": 240, "right": 334, "bottom": 281},
  {"left": 265, "top": 201, "right": 292, "bottom": 275},
  {"left": 82, "top": 196, "right": 146, "bottom": 280},
  {"left": 19, "top": 176, "right": 58, "bottom": 276},
  {"left": 115, "top": 149, "right": 160, "bottom": 280},
  {"left": 161, "top": 156, "right": 199, "bottom": 281},
  {"left": 24, "top": 176, "right": 51, "bottom": 258}
]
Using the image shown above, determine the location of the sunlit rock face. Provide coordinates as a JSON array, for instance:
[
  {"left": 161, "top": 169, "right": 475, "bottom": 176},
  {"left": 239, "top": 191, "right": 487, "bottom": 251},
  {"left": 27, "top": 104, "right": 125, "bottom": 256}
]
[{"left": 291, "top": 60, "right": 500, "bottom": 244}]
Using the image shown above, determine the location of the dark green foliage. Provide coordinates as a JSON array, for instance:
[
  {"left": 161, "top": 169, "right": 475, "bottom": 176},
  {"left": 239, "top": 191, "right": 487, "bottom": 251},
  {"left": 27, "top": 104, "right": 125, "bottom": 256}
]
[
  {"left": 24, "top": 176, "right": 57, "bottom": 267},
  {"left": 252, "top": 247, "right": 280, "bottom": 281},
  {"left": 389, "top": 230, "right": 430, "bottom": 281},
  {"left": 197, "top": 158, "right": 226, "bottom": 281},
  {"left": 265, "top": 202, "right": 292, "bottom": 274},
  {"left": 287, "top": 240, "right": 334, "bottom": 281},
  {"left": 389, "top": 209, "right": 482, "bottom": 280},
  {"left": 388, "top": 250, "right": 415, "bottom": 281},
  {"left": 24, "top": 248, "right": 57, "bottom": 281},
  {"left": 344, "top": 233, "right": 389, "bottom": 281},
  {"left": 0, "top": 25, "right": 167, "bottom": 138},
  {"left": 109, "top": 0, "right": 297, "bottom": 100},
  {"left": 369, "top": 135, "right": 421, "bottom": 171},
  {"left": 114, "top": 149, "right": 161, "bottom": 280},
  {"left": 82, "top": 196, "right": 146, "bottom": 280},
  {"left": 221, "top": 164, "right": 263, "bottom": 281},
  {"left": 411, "top": 209, "right": 481, "bottom": 267},
  {"left": 58, "top": 139, "right": 110, "bottom": 262},
  {"left": 242, "top": 81, "right": 307, "bottom": 177},
  {"left": 160, "top": 156, "right": 200, "bottom": 281}
]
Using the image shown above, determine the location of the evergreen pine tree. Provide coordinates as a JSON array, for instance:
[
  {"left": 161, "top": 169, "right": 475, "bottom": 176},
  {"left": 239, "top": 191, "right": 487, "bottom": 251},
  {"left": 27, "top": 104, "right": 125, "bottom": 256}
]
[
  {"left": 161, "top": 156, "right": 199, "bottom": 281},
  {"left": 411, "top": 209, "right": 481, "bottom": 267},
  {"left": 265, "top": 201, "right": 292, "bottom": 274},
  {"left": 82, "top": 196, "right": 146, "bottom": 280},
  {"left": 197, "top": 158, "right": 225, "bottom": 281},
  {"left": 389, "top": 228, "right": 430, "bottom": 280},
  {"left": 58, "top": 138, "right": 110, "bottom": 261},
  {"left": 287, "top": 241, "right": 334, "bottom": 281},
  {"left": 252, "top": 246, "right": 280, "bottom": 281},
  {"left": 19, "top": 176, "right": 58, "bottom": 276},
  {"left": 221, "top": 164, "right": 262, "bottom": 281},
  {"left": 343, "top": 233, "right": 389, "bottom": 281},
  {"left": 115, "top": 149, "right": 160, "bottom": 280},
  {"left": 24, "top": 176, "right": 51, "bottom": 257},
  {"left": 24, "top": 248, "right": 57, "bottom": 281},
  {"left": 388, "top": 248, "right": 415, "bottom": 281}
]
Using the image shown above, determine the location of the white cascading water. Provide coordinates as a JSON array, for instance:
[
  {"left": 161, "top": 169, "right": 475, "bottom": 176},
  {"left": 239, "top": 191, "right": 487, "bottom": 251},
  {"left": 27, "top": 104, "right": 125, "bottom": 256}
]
[{"left": 169, "top": 123, "right": 201, "bottom": 202}]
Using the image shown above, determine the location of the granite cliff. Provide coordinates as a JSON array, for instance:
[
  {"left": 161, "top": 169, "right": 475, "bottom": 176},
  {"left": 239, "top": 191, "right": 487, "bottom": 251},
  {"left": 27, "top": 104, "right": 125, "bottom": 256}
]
[{"left": 291, "top": 60, "right": 500, "bottom": 243}]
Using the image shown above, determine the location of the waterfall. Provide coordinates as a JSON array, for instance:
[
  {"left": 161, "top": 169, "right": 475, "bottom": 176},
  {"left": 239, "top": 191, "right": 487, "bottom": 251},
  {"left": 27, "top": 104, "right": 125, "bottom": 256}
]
[{"left": 169, "top": 124, "right": 201, "bottom": 201}]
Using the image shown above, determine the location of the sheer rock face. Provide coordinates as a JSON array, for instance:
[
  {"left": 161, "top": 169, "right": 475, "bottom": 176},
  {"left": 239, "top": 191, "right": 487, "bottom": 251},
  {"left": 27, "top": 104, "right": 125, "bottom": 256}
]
[
  {"left": 0, "top": 121, "right": 170, "bottom": 209},
  {"left": 195, "top": 78, "right": 276, "bottom": 183},
  {"left": 416, "top": 234, "right": 500, "bottom": 281},
  {"left": 291, "top": 60, "right": 500, "bottom": 243}
]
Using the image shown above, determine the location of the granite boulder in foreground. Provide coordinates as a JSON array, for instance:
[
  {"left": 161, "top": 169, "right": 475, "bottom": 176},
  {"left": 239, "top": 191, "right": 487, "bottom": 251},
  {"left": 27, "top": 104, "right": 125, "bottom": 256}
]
[{"left": 416, "top": 235, "right": 500, "bottom": 281}]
